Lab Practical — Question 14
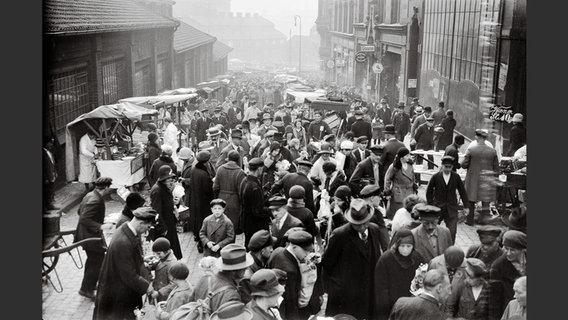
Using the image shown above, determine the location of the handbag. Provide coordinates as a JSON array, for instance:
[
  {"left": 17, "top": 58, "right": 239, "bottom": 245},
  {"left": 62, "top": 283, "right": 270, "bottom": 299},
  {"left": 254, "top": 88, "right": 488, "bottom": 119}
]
[{"left": 134, "top": 296, "right": 158, "bottom": 320}]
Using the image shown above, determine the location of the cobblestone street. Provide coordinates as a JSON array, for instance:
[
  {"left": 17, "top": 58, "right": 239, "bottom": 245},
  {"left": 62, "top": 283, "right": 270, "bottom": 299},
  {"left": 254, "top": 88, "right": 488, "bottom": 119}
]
[{"left": 42, "top": 182, "right": 488, "bottom": 320}]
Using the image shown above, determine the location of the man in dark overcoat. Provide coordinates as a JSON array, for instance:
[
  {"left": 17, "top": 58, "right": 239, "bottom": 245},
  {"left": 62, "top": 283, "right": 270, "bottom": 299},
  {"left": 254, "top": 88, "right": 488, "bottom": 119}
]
[
  {"left": 93, "top": 207, "right": 156, "bottom": 320},
  {"left": 350, "top": 110, "right": 372, "bottom": 140},
  {"left": 74, "top": 177, "right": 113, "bottom": 300},
  {"left": 213, "top": 150, "right": 247, "bottom": 233},
  {"left": 150, "top": 165, "right": 183, "bottom": 260},
  {"left": 270, "top": 160, "right": 316, "bottom": 214},
  {"left": 321, "top": 199, "right": 383, "bottom": 320},
  {"left": 240, "top": 158, "right": 273, "bottom": 249},
  {"left": 444, "top": 134, "right": 465, "bottom": 171},
  {"left": 189, "top": 150, "right": 215, "bottom": 253},
  {"left": 391, "top": 102, "right": 411, "bottom": 142},
  {"left": 267, "top": 230, "right": 321, "bottom": 320},
  {"left": 426, "top": 156, "right": 469, "bottom": 243},
  {"left": 389, "top": 269, "right": 451, "bottom": 320},
  {"left": 375, "top": 98, "right": 393, "bottom": 126},
  {"left": 349, "top": 144, "right": 385, "bottom": 197},
  {"left": 380, "top": 124, "right": 406, "bottom": 175}
]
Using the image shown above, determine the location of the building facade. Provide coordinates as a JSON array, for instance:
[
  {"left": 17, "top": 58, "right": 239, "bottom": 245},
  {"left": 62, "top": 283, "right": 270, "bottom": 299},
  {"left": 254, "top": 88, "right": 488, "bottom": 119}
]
[
  {"left": 44, "top": 0, "right": 179, "bottom": 144},
  {"left": 173, "top": 22, "right": 216, "bottom": 88}
]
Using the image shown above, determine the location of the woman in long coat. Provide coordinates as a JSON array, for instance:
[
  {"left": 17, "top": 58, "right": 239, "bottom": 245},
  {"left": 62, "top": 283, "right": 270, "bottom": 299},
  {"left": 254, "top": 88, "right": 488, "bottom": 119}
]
[
  {"left": 213, "top": 152, "right": 247, "bottom": 234},
  {"left": 150, "top": 169, "right": 183, "bottom": 260},
  {"left": 384, "top": 147, "right": 417, "bottom": 220},
  {"left": 189, "top": 152, "right": 215, "bottom": 252},
  {"left": 374, "top": 228, "right": 425, "bottom": 319}
]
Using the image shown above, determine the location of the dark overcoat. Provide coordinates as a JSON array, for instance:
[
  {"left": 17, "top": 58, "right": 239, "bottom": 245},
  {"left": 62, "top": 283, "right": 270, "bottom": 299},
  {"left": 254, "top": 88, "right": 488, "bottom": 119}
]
[
  {"left": 270, "top": 172, "right": 316, "bottom": 214},
  {"left": 438, "top": 117, "right": 456, "bottom": 150},
  {"left": 321, "top": 223, "right": 383, "bottom": 320},
  {"left": 270, "top": 213, "right": 305, "bottom": 248},
  {"left": 426, "top": 170, "right": 469, "bottom": 218},
  {"left": 350, "top": 119, "right": 372, "bottom": 140},
  {"left": 461, "top": 143, "right": 499, "bottom": 202},
  {"left": 148, "top": 156, "right": 177, "bottom": 189},
  {"left": 240, "top": 174, "right": 273, "bottom": 246},
  {"left": 388, "top": 293, "right": 446, "bottom": 320},
  {"left": 189, "top": 162, "right": 215, "bottom": 237},
  {"left": 213, "top": 161, "right": 246, "bottom": 231},
  {"left": 380, "top": 138, "right": 406, "bottom": 172},
  {"left": 349, "top": 157, "right": 384, "bottom": 196},
  {"left": 93, "top": 224, "right": 151, "bottom": 320},
  {"left": 374, "top": 249, "right": 426, "bottom": 319},
  {"left": 287, "top": 206, "right": 318, "bottom": 238},
  {"left": 414, "top": 123, "right": 435, "bottom": 150},
  {"left": 74, "top": 190, "right": 106, "bottom": 252},
  {"left": 489, "top": 254, "right": 524, "bottom": 319},
  {"left": 150, "top": 182, "right": 182, "bottom": 259}
]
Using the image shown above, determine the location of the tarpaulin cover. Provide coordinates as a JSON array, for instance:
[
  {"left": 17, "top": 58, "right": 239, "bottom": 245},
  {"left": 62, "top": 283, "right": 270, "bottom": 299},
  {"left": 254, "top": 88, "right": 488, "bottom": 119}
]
[
  {"left": 119, "top": 94, "right": 198, "bottom": 106},
  {"left": 65, "top": 102, "right": 159, "bottom": 182},
  {"left": 305, "top": 98, "right": 350, "bottom": 112}
]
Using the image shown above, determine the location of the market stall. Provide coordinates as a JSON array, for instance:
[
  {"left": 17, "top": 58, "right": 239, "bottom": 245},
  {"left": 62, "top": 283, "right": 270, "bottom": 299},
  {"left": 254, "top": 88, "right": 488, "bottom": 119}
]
[
  {"left": 65, "top": 102, "right": 159, "bottom": 189},
  {"left": 411, "top": 149, "right": 467, "bottom": 185}
]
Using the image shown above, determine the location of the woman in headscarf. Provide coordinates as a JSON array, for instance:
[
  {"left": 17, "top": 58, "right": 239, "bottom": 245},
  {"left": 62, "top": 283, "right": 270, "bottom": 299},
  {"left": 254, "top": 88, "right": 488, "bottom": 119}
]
[
  {"left": 374, "top": 228, "right": 426, "bottom": 319},
  {"left": 384, "top": 147, "right": 417, "bottom": 219}
]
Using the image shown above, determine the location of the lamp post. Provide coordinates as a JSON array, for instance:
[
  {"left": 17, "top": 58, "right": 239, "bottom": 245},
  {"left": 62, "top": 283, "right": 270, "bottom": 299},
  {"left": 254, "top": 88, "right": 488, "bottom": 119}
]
[{"left": 294, "top": 15, "right": 301, "bottom": 77}]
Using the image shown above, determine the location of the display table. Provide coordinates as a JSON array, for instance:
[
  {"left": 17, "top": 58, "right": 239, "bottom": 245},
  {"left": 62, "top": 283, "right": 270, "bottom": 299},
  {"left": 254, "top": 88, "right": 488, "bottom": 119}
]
[
  {"left": 411, "top": 149, "right": 465, "bottom": 168},
  {"left": 95, "top": 155, "right": 145, "bottom": 189},
  {"left": 414, "top": 166, "right": 467, "bottom": 185}
]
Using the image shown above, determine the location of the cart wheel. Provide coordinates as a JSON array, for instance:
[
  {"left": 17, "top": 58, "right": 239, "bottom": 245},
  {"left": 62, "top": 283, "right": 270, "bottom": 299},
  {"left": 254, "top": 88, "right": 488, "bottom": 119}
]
[{"left": 42, "top": 254, "right": 59, "bottom": 278}]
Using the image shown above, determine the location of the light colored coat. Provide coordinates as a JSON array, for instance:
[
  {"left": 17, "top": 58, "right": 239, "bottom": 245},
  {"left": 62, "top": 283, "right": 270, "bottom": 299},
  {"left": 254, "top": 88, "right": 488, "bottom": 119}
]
[
  {"left": 384, "top": 162, "right": 416, "bottom": 219},
  {"left": 199, "top": 213, "right": 235, "bottom": 257},
  {"left": 461, "top": 142, "right": 499, "bottom": 202},
  {"left": 78, "top": 133, "right": 97, "bottom": 183}
]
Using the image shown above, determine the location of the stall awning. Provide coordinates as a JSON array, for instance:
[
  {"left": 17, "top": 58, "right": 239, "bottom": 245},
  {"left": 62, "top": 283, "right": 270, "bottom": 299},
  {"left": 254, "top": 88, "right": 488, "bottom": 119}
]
[
  {"left": 119, "top": 93, "right": 199, "bottom": 107},
  {"left": 158, "top": 88, "right": 198, "bottom": 95},
  {"left": 305, "top": 98, "right": 350, "bottom": 112},
  {"left": 286, "top": 89, "right": 327, "bottom": 103}
]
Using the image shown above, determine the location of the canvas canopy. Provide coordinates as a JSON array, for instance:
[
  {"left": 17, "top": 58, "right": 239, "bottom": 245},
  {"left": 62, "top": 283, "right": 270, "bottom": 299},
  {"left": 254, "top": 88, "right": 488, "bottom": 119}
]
[
  {"left": 65, "top": 102, "right": 159, "bottom": 182},
  {"left": 119, "top": 93, "right": 198, "bottom": 107},
  {"left": 286, "top": 89, "right": 327, "bottom": 103}
]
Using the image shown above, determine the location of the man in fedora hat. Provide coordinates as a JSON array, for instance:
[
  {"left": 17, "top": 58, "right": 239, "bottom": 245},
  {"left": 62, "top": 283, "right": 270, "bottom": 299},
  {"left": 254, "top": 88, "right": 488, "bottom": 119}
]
[
  {"left": 271, "top": 160, "right": 316, "bottom": 214},
  {"left": 410, "top": 106, "right": 432, "bottom": 145},
  {"left": 93, "top": 207, "right": 157, "bottom": 319},
  {"left": 268, "top": 230, "right": 320, "bottom": 320},
  {"left": 409, "top": 97, "right": 422, "bottom": 120},
  {"left": 380, "top": 124, "right": 406, "bottom": 174},
  {"left": 191, "top": 244, "right": 255, "bottom": 313},
  {"left": 150, "top": 165, "right": 183, "bottom": 259},
  {"left": 411, "top": 204, "right": 453, "bottom": 262},
  {"left": 211, "top": 106, "right": 229, "bottom": 129},
  {"left": 74, "top": 176, "right": 113, "bottom": 300},
  {"left": 461, "top": 128, "right": 499, "bottom": 225},
  {"left": 375, "top": 98, "right": 393, "bottom": 126},
  {"left": 217, "top": 129, "right": 246, "bottom": 168},
  {"left": 257, "top": 112, "right": 278, "bottom": 138},
  {"left": 466, "top": 225, "right": 505, "bottom": 267},
  {"left": 194, "top": 110, "right": 213, "bottom": 143},
  {"left": 207, "top": 126, "right": 229, "bottom": 169},
  {"left": 268, "top": 195, "right": 305, "bottom": 249},
  {"left": 413, "top": 115, "right": 436, "bottom": 151},
  {"left": 349, "top": 144, "right": 385, "bottom": 197},
  {"left": 350, "top": 109, "right": 372, "bottom": 141},
  {"left": 227, "top": 99, "right": 243, "bottom": 129},
  {"left": 321, "top": 198, "right": 385, "bottom": 320},
  {"left": 391, "top": 102, "right": 411, "bottom": 142},
  {"left": 426, "top": 155, "right": 470, "bottom": 242}
]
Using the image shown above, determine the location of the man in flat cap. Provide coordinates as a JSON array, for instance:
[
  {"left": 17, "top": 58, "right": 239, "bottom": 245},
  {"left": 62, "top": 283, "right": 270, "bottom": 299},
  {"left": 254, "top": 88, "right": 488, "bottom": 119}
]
[
  {"left": 239, "top": 230, "right": 278, "bottom": 304},
  {"left": 349, "top": 144, "right": 385, "bottom": 197},
  {"left": 270, "top": 160, "right": 316, "bottom": 214},
  {"left": 489, "top": 230, "right": 527, "bottom": 319},
  {"left": 353, "top": 136, "right": 371, "bottom": 163},
  {"left": 268, "top": 196, "right": 304, "bottom": 249},
  {"left": 74, "top": 176, "right": 113, "bottom": 300},
  {"left": 268, "top": 230, "right": 320, "bottom": 320},
  {"left": 411, "top": 204, "right": 453, "bottom": 262},
  {"left": 94, "top": 207, "right": 157, "bottom": 319},
  {"left": 321, "top": 198, "right": 385, "bottom": 320},
  {"left": 426, "top": 155, "right": 469, "bottom": 243},
  {"left": 466, "top": 225, "right": 505, "bottom": 267},
  {"left": 461, "top": 128, "right": 499, "bottom": 226}
]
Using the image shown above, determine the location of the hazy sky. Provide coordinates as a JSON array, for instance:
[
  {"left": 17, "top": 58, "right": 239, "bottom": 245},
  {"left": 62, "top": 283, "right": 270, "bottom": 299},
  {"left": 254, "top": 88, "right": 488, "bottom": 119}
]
[{"left": 231, "top": 0, "right": 319, "bottom": 39}]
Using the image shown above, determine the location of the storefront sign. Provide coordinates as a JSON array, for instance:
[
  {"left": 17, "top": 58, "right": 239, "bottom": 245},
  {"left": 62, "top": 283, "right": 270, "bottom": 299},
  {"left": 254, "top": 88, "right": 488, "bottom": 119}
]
[
  {"left": 355, "top": 52, "right": 367, "bottom": 63},
  {"left": 498, "top": 63, "right": 508, "bottom": 91},
  {"left": 488, "top": 104, "right": 514, "bottom": 122},
  {"left": 326, "top": 60, "right": 335, "bottom": 69},
  {"left": 361, "top": 45, "right": 375, "bottom": 52},
  {"left": 408, "top": 79, "right": 417, "bottom": 88}
]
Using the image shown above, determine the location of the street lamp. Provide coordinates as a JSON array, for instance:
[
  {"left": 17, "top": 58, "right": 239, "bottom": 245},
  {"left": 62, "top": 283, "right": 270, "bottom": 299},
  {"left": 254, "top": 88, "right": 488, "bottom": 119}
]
[{"left": 294, "top": 15, "right": 301, "bottom": 76}]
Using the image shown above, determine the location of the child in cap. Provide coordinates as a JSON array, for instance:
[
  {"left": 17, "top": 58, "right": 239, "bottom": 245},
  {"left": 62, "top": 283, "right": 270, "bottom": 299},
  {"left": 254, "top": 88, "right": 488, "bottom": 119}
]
[
  {"left": 199, "top": 199, "right": 235, "bottom": 257},
  {"left": 156, "top": 261, "right": 194, "bottom": 320},
  {"left": 149, "top": 237, "right": 177, "bottom": 302}
]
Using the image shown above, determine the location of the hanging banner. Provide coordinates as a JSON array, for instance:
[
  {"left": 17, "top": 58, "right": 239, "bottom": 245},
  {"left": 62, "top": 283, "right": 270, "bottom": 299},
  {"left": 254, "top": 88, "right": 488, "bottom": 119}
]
[{"left": 488, "top": 104, "right": 514, "bottom": 123}]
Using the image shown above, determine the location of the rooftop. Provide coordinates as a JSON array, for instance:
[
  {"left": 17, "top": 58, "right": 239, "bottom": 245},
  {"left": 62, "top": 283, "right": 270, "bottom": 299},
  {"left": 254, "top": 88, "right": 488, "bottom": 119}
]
[
  {"left": 44, "top": 0, "right": 178, "bottom": 35},
  {"left": 212, "top": 40, "right": 233, "bottom": 61},
  {"left": 174, "top": 21, "right": 217, "bottom": 52}
]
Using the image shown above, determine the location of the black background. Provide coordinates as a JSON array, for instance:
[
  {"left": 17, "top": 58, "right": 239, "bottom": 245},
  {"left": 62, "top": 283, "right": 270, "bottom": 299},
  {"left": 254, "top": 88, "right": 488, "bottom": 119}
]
[{"left": 11, "top": 1, "right": 563, "bottom": 317}]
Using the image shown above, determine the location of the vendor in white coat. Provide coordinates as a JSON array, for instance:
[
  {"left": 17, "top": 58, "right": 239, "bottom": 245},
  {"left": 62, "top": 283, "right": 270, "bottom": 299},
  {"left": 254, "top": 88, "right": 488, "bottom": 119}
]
[
  {"left": 79, "top": 131, "right": 98, "bottom": 191},
  {"left": 163, "top": 117, "right": 180, "bottom": 159}
]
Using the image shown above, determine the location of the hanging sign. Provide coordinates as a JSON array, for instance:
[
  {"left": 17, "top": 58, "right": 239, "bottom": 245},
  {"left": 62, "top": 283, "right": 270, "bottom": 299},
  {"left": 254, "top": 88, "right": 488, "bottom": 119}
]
[
  {"left": 372, "top": 62, "right": 383, "bottom": 74},
  {"left": 488, "top": 104, "right": 514, "bottom": 123},
  {"left": 355, "top": 52, "right": 367, "bottom": 63}
]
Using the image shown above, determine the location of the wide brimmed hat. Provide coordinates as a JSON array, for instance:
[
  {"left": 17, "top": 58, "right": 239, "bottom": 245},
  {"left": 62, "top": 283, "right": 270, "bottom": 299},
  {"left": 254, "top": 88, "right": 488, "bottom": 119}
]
[
  {"left": 474, "top": 128, "right": 489, "bottom": 138},
  {"left": 217, "top": 244, "right": 254, "bottom": 271},
  {"left": 414, "top": 106, "right": 424, "bottom": 114},
  {"left": 206, "top": 127, "right": 222, "bottom": 137},
  {"left": 383, "top": 124, "right": 396, "bottom": 135},
  {"left": 198, "top": 141, "right": 215, "bottom": 151},
  {"left": 345, "top": 198, "right": 373, "bottom": 225},
  {"left": 268, "top": 195, "right": 287, "bottom": 210},
  {"left": 157, "top": 165, "right": 176, "bottom": 182},
  {"left": 512, "top": 113, "right": 524, "bottom": 123},
  {"left": 209, "top": 301, "right": 253, "bottom": 320},
  {"left": 250, "top": 269, "right": 286, "bottom": 297}
]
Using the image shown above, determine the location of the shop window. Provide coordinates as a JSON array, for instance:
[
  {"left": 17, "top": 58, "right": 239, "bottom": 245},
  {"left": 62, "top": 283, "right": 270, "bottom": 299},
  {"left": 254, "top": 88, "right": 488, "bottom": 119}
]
[
  {"left": 102, "top": 59, "right": 126, "bottom": 104},
  {"left": 48, "top": 69, "right": 90, "bottom": 141},
  {"left": 134, "top": 62, "right": 152, "bottom": 96}
]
